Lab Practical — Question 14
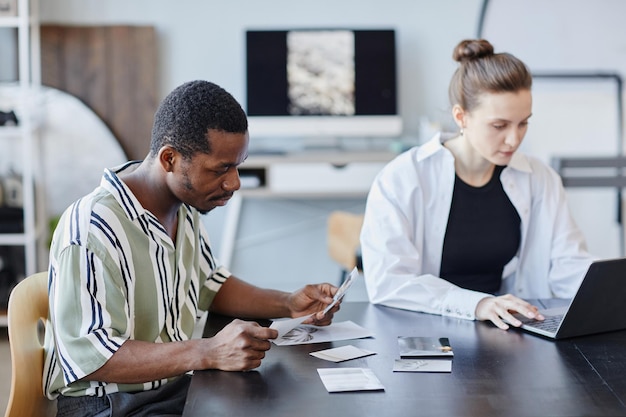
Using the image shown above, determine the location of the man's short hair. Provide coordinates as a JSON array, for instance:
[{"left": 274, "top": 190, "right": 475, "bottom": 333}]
[{"left": 150, "top": 80, "right": 248, "bottom": 159}]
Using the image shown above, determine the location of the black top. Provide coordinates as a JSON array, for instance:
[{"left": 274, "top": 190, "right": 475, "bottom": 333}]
[{"left": 440, "top": 165, "right": 521, "bottom": 294}]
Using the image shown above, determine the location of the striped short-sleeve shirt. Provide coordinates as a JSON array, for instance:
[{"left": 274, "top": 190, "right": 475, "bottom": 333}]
[{"left": 43, "top": 161, "right": 229, "bottom": 398}]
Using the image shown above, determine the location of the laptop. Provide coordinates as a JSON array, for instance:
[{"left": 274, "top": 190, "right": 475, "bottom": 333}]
[{"left": 512, "top": 258, "right": 626, "bottom": 339}]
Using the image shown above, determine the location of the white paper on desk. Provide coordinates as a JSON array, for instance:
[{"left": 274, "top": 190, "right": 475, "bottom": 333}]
[
  {"left": 273, "top": 320, "right": 374, "bottom": 346},
  {"left": 310, "top": 345, "right": 376, "bottom": 362},
  {"left": 393, "top": 358, "right": 452, "bottom": 373},
  {"left": 317, "top": 368, "right": 385, "bottom": 393},
  {"left": 269, "top": 268, "right": 359, "bottom": 341},
  {"left": 269, "top": 315, "right": 309, "bottom": 339}
]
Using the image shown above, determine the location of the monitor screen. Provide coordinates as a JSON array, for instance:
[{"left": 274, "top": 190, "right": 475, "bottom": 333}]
[{"left": 245, "top": 29, "right": 401, "bottom": 140}]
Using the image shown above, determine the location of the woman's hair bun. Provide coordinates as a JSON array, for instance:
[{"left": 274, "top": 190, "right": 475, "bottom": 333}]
[{"left": 453, "top": 39, "right": 495, "bottom": 63}]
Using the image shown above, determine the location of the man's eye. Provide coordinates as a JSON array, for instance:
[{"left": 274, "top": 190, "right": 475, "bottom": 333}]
[{"left": 215, "top": 166, "right": 233, "bottom": 175}]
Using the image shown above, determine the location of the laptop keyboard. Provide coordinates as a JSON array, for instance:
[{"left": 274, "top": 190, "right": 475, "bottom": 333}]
[{"left": 526, "top": 314, "right": 563, "bottom": 333}]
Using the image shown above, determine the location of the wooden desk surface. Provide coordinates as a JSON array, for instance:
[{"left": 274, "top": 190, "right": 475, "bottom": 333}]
[{"left": 183, "top": 302, "right": 626, "bottom": 417}]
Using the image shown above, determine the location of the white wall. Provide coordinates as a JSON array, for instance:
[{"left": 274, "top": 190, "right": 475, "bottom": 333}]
[
  {"left": 39, "top": 0, "right": 483, "bottom": 137},
  {"left": 37, "top": 0, "right": 626, "bottom": 293}
]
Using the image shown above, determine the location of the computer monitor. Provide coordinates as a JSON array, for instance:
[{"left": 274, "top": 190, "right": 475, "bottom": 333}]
[{"left": 245, "top": 28, "right": 401, "bottom": 142}]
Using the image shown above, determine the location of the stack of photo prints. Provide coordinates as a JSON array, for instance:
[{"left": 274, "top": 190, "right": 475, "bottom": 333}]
[{"left": 393, "top": 336, "right": 453, "bottom": 373}]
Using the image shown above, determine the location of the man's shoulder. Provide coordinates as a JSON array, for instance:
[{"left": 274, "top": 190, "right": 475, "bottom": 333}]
[
  {"left": 68, "top": 187, "right": 121, "bottom": 219},
  {"left": 54, "top": 187, "right": 124, "bottom": 246}
]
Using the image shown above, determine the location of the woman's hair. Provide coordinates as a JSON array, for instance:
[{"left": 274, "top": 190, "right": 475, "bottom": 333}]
[
  {"left": 150, "top": 80, "right": 248, "bottom": 159},
  {"left": 448, "top": 39, "right": 532, "bottom": 112}
]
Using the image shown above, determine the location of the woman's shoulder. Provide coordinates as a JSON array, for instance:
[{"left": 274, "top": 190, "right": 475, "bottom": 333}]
[
  {"left": 388, "top": 133, "right": 450, "bottom": 167},
  {"left": 372, "top": 136, "right": 454, "bottom": 197}
]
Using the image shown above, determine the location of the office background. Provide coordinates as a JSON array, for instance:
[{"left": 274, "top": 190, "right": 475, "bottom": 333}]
[{"left": 8, "top": 0, "right": 626, "bottom": 292}]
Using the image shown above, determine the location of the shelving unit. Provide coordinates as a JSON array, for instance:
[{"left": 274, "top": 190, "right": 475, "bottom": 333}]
[
  {"left": 219, "top": 150, "right": 395, "bottom": 268},
  {"left": 0, "top": 0, "right": 43, "bottom": 326}
]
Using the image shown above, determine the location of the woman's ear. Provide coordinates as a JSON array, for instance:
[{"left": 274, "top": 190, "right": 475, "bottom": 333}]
[{"left": 452, "top": 104, "right": 466, "bottom": 130}]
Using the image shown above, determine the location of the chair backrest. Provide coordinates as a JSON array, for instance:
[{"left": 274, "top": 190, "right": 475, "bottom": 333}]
[
  {"left": 327, "top": 211, "right": 365, "bottom": 272},
  {"left": 5, "top": 271, "right": 56, "bottom": 417}
]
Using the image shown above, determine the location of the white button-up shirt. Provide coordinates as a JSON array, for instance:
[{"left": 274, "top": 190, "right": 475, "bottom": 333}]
[{"left": 360, "top": 133, "right": 595, "bottom": 320}]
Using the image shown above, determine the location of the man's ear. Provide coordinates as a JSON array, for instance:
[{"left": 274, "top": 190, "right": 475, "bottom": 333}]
[{"left": 158, "top": 146, "right": 177, "bottom": 172}]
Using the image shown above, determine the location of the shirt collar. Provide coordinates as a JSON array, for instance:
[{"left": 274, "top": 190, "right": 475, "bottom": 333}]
[
  {"left": 507, "top": 151, "right": 532, "bottom": 173},
  {"left": 99, "top": 160, "right": 150, "bottom": 222},
  {"left": 416, "top": 132, "right": 453, "bottom": 162}
]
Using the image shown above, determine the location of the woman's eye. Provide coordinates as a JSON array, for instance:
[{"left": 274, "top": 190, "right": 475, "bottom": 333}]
[{"left": 493, "top": 124, "right": 505, "bottom": 130}]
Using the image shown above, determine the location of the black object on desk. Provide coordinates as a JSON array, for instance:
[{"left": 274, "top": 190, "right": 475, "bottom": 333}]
[{"left": 183, "top": 302, "right": 626, "bottom": 417}]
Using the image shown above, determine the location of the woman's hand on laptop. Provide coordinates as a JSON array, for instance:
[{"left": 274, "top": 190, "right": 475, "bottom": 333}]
[{"left": 476, "top": 294, "right": 545, "bottom": 330}]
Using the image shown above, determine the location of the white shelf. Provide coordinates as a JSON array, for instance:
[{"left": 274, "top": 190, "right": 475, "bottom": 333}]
[
  {"left": 0, "top": 121, "right": 41, "bottom": 138},
  {"left": 219, "top": 150, "right": 396, "bottom": 267},
  {"left": 0, "top": 234, "right": 28, "bottom": 245},
  {"left": 237, "top": 150, "right": 395, "bottom": 197},
  {"left": 0, "top": 125, "right": 21, "bottom": 137},
  {"left": 0, "top": 16, "right": 20, "bottom": 27}
]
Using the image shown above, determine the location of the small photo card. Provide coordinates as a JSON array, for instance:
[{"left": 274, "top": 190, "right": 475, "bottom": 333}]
[
  {"left": 317, "top": 368, "right": 385, "bottom": 393},
  {"left": 397, "top": 336, "right": 453, "bottom": 358},
  {"left": 272, "top": 320, "right": 373, "bottom": 346},
  {"left": 310, "top": 345, "right": 376, "bottom": 362},
  {"left": 393, "top": 359, "right": 452, "bottom": 373}
]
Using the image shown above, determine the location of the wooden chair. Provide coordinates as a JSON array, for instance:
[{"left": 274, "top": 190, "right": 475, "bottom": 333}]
[
  {"left": 327, "top": 211, "right": 364, "bottom": 284},
  {"left": 5, "top": 271, "right": 56, "bottom": 417}
]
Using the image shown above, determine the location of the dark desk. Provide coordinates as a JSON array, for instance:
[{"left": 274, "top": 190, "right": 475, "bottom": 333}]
[{"left": 183, "top": 302, "right": 626, "bottom": 417}]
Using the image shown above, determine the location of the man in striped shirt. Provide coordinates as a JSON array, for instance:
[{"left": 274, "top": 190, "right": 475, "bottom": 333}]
[{"left": 43, "top": 80, "right": 340, "bottom": 416}]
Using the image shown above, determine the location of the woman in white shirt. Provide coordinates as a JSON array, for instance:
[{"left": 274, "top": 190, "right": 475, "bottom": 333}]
[{"left": 360, "top": 39, "right": 594, "bottom": 330}]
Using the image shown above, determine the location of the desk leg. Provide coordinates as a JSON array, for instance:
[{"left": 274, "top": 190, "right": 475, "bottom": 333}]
[{"left": 219, "top": 193, "right": 243, "bottom": 269}]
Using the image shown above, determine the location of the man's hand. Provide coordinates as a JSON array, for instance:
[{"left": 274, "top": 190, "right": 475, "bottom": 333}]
[
  {"left": 286, "top": 283, "right": 338, "bottom": 326},
  {"left": 203, "top": 319, "right": 278, "bottom": 371},
  {"left": 475, "top": 294, "right": 545, "bottom": 330}
]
